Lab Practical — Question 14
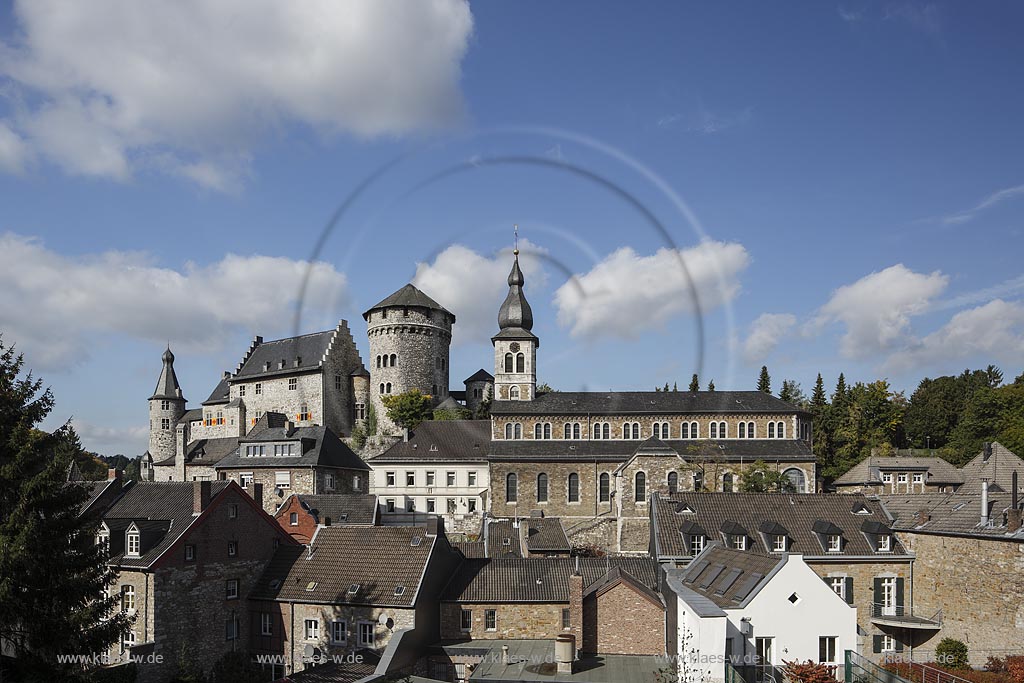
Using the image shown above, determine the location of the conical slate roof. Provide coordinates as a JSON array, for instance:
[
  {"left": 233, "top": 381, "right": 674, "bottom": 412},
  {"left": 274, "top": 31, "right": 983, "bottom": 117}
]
[
  {"left": 497, "top": 254, "right": 533, "bottom": 332},
  {"left": 150, "top": 346, "right": 185, "bottom": 401},
  {"left": 362, "top": 284, "right": 453, "bottom": 320}
]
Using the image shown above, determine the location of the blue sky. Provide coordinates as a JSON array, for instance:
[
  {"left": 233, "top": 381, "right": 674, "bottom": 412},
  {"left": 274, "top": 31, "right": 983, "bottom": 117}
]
[{"left": 1, "top": 1, "right": 1023, "bottom": 456}]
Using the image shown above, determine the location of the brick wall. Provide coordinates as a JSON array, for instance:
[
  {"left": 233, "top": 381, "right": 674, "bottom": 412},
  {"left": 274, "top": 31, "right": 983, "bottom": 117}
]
[
  {"left": 274, "top": 494, "right": 317, "bottom": 543},
  {"left": 582, "top": 582, "right": 665, "bottom": 655}
]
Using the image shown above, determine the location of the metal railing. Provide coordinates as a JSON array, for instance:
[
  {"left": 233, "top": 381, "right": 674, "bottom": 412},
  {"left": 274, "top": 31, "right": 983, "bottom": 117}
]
[
  {"left": 846, "top": 650, "right": 915, "bottom": 683},
  {"left": 897, "top": 661, "right": 976, "bottom": 683},
  {"left": 869, "top": 604, "right": 942, "bottom": 624}
]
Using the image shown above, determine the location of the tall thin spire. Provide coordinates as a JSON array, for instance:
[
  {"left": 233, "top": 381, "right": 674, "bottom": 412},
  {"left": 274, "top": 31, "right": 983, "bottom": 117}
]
[
  {"left": 150, "top": 345, "right": 185, "bottom": 400},
  {"left": 498, "top": 227, "right": 533, "bottom": 332}
]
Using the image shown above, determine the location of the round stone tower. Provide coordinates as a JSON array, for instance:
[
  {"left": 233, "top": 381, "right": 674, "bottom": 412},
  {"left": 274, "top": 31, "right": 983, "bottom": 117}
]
[
  {"left": 363, "top": 284, "right": 455, "bottom": 435},
  {"left": 148, "top": 346, "right": 187, "bottom": 465}
]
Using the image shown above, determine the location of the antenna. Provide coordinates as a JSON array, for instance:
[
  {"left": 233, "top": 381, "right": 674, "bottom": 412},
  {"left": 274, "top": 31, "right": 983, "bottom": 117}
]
[{"left": 513, "top": 224, "right": 519, "bottom": 255}]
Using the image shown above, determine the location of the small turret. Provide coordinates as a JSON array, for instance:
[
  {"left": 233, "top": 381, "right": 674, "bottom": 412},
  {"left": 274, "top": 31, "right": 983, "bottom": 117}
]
[{"left": 148, "top": 346, "right": 187, "bottom": 472}]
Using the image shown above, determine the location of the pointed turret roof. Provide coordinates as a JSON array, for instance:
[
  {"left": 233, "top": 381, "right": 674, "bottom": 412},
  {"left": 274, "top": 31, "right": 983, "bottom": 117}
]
[
  {"left": 362, "top": 283, "right": 454, "bottom": 321},
  {"left": 493, "top": 250, "right": 538, "bottom": 344},
  {"left": 150, "top": 346, "right": 185, "bottom": 401}
]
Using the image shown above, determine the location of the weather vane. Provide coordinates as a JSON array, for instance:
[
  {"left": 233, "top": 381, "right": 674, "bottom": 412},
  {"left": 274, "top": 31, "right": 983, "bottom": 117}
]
[{"left": 513, "top": 223, "right": 519, "bottom": 255}]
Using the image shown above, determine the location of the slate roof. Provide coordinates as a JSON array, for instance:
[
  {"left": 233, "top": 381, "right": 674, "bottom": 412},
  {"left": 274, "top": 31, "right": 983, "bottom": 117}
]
[
  {"left": 485, "top": 519, "right": 523, "bottom": 558},
  {"left": 453, "top": 541, "right": 487, "bottom": 558},
  {"left": 651, "top": 492, "right": 908, "bottom": 560},
  {"left": 833, "top": 456, "right": 964, "bottom": 487},
  {"left": 202, "top": 375, "right": 231, "bottom": 405},
  {"left": 215, "top": 422, "right": 368, "bottom": 471},
  {"left": 582, "top": 566, "right": 664, "bottom": 607},
  {"left": 362, "top": 283, "right": 453, "bottom": 319},
  {"left": 102, "top": 481, "right": 230, "bottom": 568},
  {"left": 250, "top": 525, "right": 436, "bottom": 607},
  {"left": 233, "top": 330, "right": 337, "bottom": 381},
  {"left": 524, "top": 517, "right": 570, "bottom": 552},
  {"left": 676, "top": 545, "right": 783, "bottom": 608},
  {"left": 882, "top": 492, "right": 1024, "bottom": 541},
  {"left": 78, "top": 479, "right": 117, "bottom": 515},
  {"left": 464, "top": 369, "right": 494, "bottom": 383},
  {"left": 150, "top": 348, "right": 184, "bottom": 401},
  {"left": 181, "top": 408, "right": 203, "bottom": 424},
  {"left": 957, "top": 442, "right": 1024, "bottom": 495},
  {"left": 293, "top": 494, "right": 378, "bottom": 525},
  {"left": 491, "top": 390, "right": 808, "bottom": 416},
  {"left": 441, "top": 557, "right": 661, "bottom": 603},
  {"left": 489, "top": 438, "right": 813, "bottom": 463},
  {"left": 369, "top": 420, "right": 491, "bottom": 463}
]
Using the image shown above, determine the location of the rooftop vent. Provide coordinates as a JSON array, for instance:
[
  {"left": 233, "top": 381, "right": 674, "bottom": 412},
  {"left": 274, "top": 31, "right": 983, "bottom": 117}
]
[
  {"left": 430, "top": 445, "right": 438, "bottom": 452},
  {"left": 264, "top": 361, "right": 271, "bottom": 371},
  {"left": 394, "top": 586, "right": 406, "bottom": 596}
]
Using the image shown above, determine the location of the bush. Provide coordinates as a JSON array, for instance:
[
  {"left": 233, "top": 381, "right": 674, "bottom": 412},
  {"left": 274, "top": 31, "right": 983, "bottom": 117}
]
[
  {"left": 350, "top": 423, "right": 367, "bottom": 450},
  {"left": 1007, "top": 657, "right": 1024, "bottom": 683},
  {"left": 782, "top": 660, "right": 839, "bottom": 683},
  {"left": 936, "top": 638, "right": 970, "bottom": 670}
]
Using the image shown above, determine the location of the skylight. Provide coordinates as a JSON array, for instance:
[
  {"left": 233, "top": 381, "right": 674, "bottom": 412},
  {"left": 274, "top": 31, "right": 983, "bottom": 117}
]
[
  {"left": 305, "top": 581, "right": 317, "bottom": 591},
  {"left": 348, "top": 583, "right": 359, "bottom": 594},
  {"left": 394, "top": 586, "right": 406, "bottom": 596},
  {"left": 411, "top": 536, "right": 423, "bottom": 547}
]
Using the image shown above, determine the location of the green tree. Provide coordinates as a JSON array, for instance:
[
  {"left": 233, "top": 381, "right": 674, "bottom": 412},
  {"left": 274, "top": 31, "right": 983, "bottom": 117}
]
[
  {"left": 673, "top": 381, "right": 678, "bottom": 392},
  {"left": 0, "top": 338, "right": 131, "bottom": 681},
  {"left": 935, "top": 638, "right": 969, "bottom": 670},
  {"left": 381, "top": 389, "right": 433, "bottom": 431},
  {"left": 740, "top": 460, "right": 796, "bottom": 493},
  {"left": 689, "top": 374, "right": 700, "bottom": 392},
  {"left": 366, "top": 402, "right": 378, "bottom": 436},
  {"left": 827, "top": 380, "right": 906, "bottom": 480},
  {"left": 434, "top": 407, "right": 472, "bottom": 421},
  {"left": 810, "top": 374, "right": 831, "bottom": 462},
  {"left": 779, "top": 380, "right": 806, "bottom": 407},
  {"left": 536, "top": 382, "right": 557, "bottom": 393},
  {"left": 811, "top": 374, "right": 827, "bottom": 410},
  {"left": 473, "top": 385, "right": 493, "bottom": 420},
  {"left": 757, "top": 366, "right": 771, "bottom": 393},
  {"left": 947, "top": 383, "right": 1024, "bottom": 465},
  {"left": 349, "top": 423, "right": 368, "bottom": 450},
  {"left": 707, "top": 379, "right": 715, "bottom": 391}
]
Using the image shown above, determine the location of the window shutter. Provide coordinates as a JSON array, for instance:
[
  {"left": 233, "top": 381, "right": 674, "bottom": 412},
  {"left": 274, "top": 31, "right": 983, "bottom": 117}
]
[
  {"left": 845, "top": 577, "right": 855, "bottom": 605},
  {"left": 895, "top": 577, "right": 905, "bottom": 610},
  {"left": 872, "top": 635, "right": 882, "bottom": 654},
  {"left": 895, "top": 637, "right": 904, "bottom": 653},
  {"left": 873, "top": 577, "right": 883, "bottom": 607}
]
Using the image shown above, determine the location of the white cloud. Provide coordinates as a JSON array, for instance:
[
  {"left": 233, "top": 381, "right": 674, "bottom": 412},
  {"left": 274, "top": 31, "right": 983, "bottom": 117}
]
[
  {"left": 0, "top": 232, "right": 348, "bottom": 370},
  {"left": 553, "top": 241, "right": 750, "bottom": 340},
  {"left": 885, "top": 299, "right": 1024, "bottom": 372},
  {"left": 742, "top": 313, "right": 797, "bottom": 363},
  {"left": 811, "top": 264, "right": 948, "bottom": 359},
  {"left": 0, "top": 0, "right": 473, "bottom": 188},
  {"left": 412, "top": 241, "right": 548, "bottom": 346},
  {"left": 0, "top": 121, "right": 31, "bottom": 173},
  {"left": 72, "top": 419, "right": 148, "bottom": 458},
  {"left": 943, "top": 184, "right": 1024, "bottom": 225}
]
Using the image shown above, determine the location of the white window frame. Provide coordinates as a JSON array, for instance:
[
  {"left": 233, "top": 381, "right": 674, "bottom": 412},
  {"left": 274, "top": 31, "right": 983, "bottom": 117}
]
[
  {"left": 406, "top": 471, "right": 416, "bottom": 486},
  {"left": 828, "top": 535, "right": 842, "bottom": 553},
  {"left": 878, "top": 534, "right": 892, "bottom": 552},
  {"left": 485, "top": 609, "right": 497, "bottom": 631},
  {"left": 829, "top": 577, "right": 846, "bottom": 600},
  {"left": 275, "top": 471, "right": 290, "bottom": 489},
  {"left": 468, "top": 471, "right": 477, "bottom": 486},
  {"left": 240, "top": 473, "right": 253, "bottom": 489},
  {"left": 897, "top": 473, "right": 908, "bottom": 484},
  {"left": 732, "top": 535, "right": 746, "bottom": 551},
  {"left": 126, "top": 531, "right": 140, "bottom": 557},
  {"left": 772, "top": 535, "right": 787, "bottom": 552},
  {"left": 426, "top": 471, "right": 436, "bottom": 487},
  {"left": 121, "top": 585, "right": 136, "bottom": 611},
  {"left": 690, "top": 534, "right": 705, "bottom": 554},
  {"left": 882, "top": 473, "right": 893, "bottom": 483},
  {"left": 447, "top": 471, "right": 456, "bottom": 487},
  {"left": 819, "top": 636, "right": 837, "bottom": 664},
  {"left": 881, "top": 635, "right": 897, "bottom": 652},
  {"left": 913, "top": 473, "right": 924, "bottom": 484},
  {"left": 226, "top": 579, "right": 239, "bottom": 600},
  {"left": 305, "top": 618, "right": 319, "bottom": 641},
  {"left": 386, "top": 472, "right": 396, "bottom": 487}
]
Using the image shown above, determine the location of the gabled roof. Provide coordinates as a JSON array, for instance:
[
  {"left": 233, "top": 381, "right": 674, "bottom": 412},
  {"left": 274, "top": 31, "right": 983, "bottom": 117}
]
[
  {"left": 232, "top": 329, "right": 337, "bottom": 381},
  {"left": 583, "top": 566, "right": 664, "bottom": 608},
  {"left": 958, "top": 442, "right": 1024, "bottom": 495},
  {"left": 441, "top": 557, "right": 661, "bottom": 603},
  {"left": 102, "top": 481, "right": 230, "bottom": 568},
  {"left": 250, "top": 526, "right": 437, "bottom": 607},
  {"left": 453, "top": 541, "right": 487, "bottom": 558},
  {"left": 369, "top": 420, "right": 491, "bottom": 463},
  {"left": 464, "top": 369, "right": 494, "bottom": 384},
  {"left": 489, "top": 438, "right": 813, "bottom": 463},
  {"left": 677, "top": 545, "right": 783, "bottom": 608},
  {"left": 215, "top": 424, "right": 368, "bottom": 471},
  {"left": 202, "top": 374, "right": 231, "bottom": 405},
  {"left": 485, "top": 519, "right": 523, "bottom": 558},
  {"left": 651, "top": 492, "right": 908, "bottom": 560},
  {"left": 292, "top": 494, "right": 378, "bottom": 526},
  {"left": 491, "top": 390, "right": 809, "bottom": 416},
  {"left": 362, "top": 283, "right": 453, "bottom": 320},
  {"left": 524, "top": 517, "right": 570, "bottom": 552},
  {"left": 833, "top": 456, "right": 964, "bottom": 486}
]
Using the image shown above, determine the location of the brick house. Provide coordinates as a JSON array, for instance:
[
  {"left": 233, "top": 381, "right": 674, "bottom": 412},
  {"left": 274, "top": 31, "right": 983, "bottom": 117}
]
[
  {"left": 273, "top": 493, "right": 379, "bottom": 544},
  {"left": 247, "top": 524, "right": 460, "bottom": 679},
  {"left": 97, "top": 480, "right": 297, "bottom": 683},
  {"left": 438, "top": 556, "right": 665, "bottom": 655},
  {"left": 214, "top": 412, "right": 370, "bottom": 515},
  {"left": 650, "top": 492, "right": 929, "bottom": 661}
]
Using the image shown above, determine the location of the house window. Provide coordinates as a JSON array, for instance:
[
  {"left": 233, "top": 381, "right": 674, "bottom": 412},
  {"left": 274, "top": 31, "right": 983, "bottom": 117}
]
[
  {"left": 185, "top": 544, "right": 195, "bottom": 562},
  {"left": 407, "top": 472, "right": 416, "bottom": 486},
  {"left": 534, "top": 422, "right": 552, "bottom": 439},
  {"left": 777, "top": 421, "right": 786, "bottom": 438},
  {"left": 240, "top": 473, "right": 253, "bottom": 489},
  {"left": 468, "top": 471, "right": 477, "bottom": 486},
  {"left": 215, "top": 410, "right": 224, "bottom": 425},
  {"left": 406, "top": 499, "right": 415, "bottom": 513},
  {"left": 653, "top": 422, "right": 670, "bottom": 439},
  {"left": 561, "top": 608, "right": 571, "bottom": 629},
  {"left": 504, "top": 353, "right": 513, "bottom": 373},
  {"left": 228, "top": 541, "right": 237, "bottom": 556},
  {"left": 289, "top": 512, "right": 298, "bottom": 526},
  {"left": 563, "top": 422, "right": 580, "bottom": 439},
  {"left": 161, "top": 399, "right": 170, "bottom": 410},
  {"left": 599, "top": 473, "right": 610, "bottom": 502},
  {"left": 122, "top": 629, "right": 136, "bottom": 651},
  {"left": 622, "top": 422, "right": 640, "bottom": 439},
  {"left": 772, "top": 535, "right": 787, "bottom": 552},
  {"left": 299, "top": 405, "right": 311, "bottom": 421},
  {"left": 446, "top": 471, "right": 456, "bottom": 487},
  {"left": 485, "top": 609, "right": 497, "bottom": 631},
  {"left": 510, "top": 386, "right": 520, "bottom": 400},
  {"left": 897, "top": 473, "right": 908, "bottom": 484},
  {"left": 386, "top": 472, "right": 396, "bottom": 487},
  {"left": 226, "top": 579, "right": 239, "bottom": 600},
  {"left": 913, "top": 473, "right": 924, "bottom": 484},
  {"left": 877, "top": 534, "right": 892, "bottom": 552},
  {"left": 882, "top": 473, "right": 893, "bottom": 483},
  {"left": 732, "top": 535, "right": 746, "bottom": 551},
  {"left": 693, "top": 470, "right": 704, "bottom": 491},
  {"left": 385, "top": 383, "right": 392, "bottom": 394},
  {"left": 325, "top": 473, "right": 335, "bottom": 491},
  {"left": 710, "top": 422, "right": 718, "bottom": 439},
  {"left": 358, "top": 622, "right": 375, "bottom": 647},
  {"left": 634, "top": 472, "right": 646, "bottom": 502},
  {"left": 881, "top": 635, "right": 896, "bottom": 652},
  {"left": 353, "top": 475, "right": 362, "bottom": 491},
  {"left": 829, "top": 577, "right": 846, "bottom": 600},
  {"left": 690, "top": 535, "right": 705, "bottom": 554},
  {"left": 225, "top": 617, "right": 239, "bottom": 641},
  {"left": 126, "top": 531, "right": 140, "bottom": 556},
  {"left": 261, "top": 613, "right": 273, "bottom": 636},
  {"left": 509, "top": 423, "right": 522, "bottom": 439},
  {"left": 468, "top": 498, "right": 477, "bottom": 513},
  {"left": 739, "top": 422, "right": 746, "bottom": 439},
  {"left": 288, "top": 378, "right": 297, "bottom": 391},
  {"left": 819, "top": 637, "right": 837, "bottom": 663},
  {"left": 722, "top": 472, "right": 734, "bottom": 493},
  {"left": 828, "top": 535, "right": 842, "bottom": 552},
  {"left": 537, "top": 473, "right": 549, "bottom": 503},
  {"left": 461, "top": 609, "right": 472, "bottom": 632},
  {"left": 275, "top": 471, "right": 290, "bottom": 489},
  {"left": 385, "top": 499, "right": 395, "bottom": 513},
  {"left": 426, "top": 471, "right": 435, "bottom": 487},
  {"left": 568, "top": 473, "right": 580, "bottom": 503},
  {"left": 121, "top": 585, "right": 136, "bottom": 611},
  {"left": 426, "top": 498, "right": 435, "bottom": 513},
  {"left": 161, "top": 418, "right": 170, "bottom": 430},
  {"left": 506, "top": 473, "right": 518, "bottom": 503},
  {"left": 255, "top": 383, "right": 262, "bottom": 395},
  {"left": 305, "top": 619, "right": 319, "bottom": 640},
  {"left": 668, "top": 471, "right": 679, "bottom": 494},
  {"left": 229, "top": 504, "right": 238, "bottom": 519},
  {"left": 331, "top": 620, "right": 347, "bottom": 644},
  {"left": 768, "top": 422, "right": 775, "bottom": 438},
  {"left": 447, "top": 498, "right": 457, "bottom": 514},
  {"left": 239, "top": 385, "right": 246, "bottom": 397}
]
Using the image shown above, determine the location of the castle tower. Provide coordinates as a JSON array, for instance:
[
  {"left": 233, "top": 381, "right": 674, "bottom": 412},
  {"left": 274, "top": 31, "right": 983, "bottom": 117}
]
[
  {"left": 492, "top": 248, "right": 538, "bottom": 401},
  {"left": 148, "top": 346, "right": 187, "bottom": 465},
  {"left": 363, "top": 284, "right": 455, "bottom": 435}
]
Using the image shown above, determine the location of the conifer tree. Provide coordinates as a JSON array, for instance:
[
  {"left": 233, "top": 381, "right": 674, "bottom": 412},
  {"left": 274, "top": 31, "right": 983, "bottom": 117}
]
[
  {"left": 689, "top": 374, "right": 700, "bottom": 392},
  {"left": 0, "top": 338, "right": 131, "bottom": 680},
  {"left": 757, "top": 366, "right": 771, "bottom": 393},
  {"left": 707, "top": 379, "right": 715, "bottom": 391},
  {"left": 811, "top": 374, "right": 827, "bottom": 410}
]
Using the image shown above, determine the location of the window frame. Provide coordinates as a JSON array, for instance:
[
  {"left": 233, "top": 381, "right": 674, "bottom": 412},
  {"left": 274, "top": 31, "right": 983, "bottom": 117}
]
[
  {"left": 225, "top": 579, "right": 239, "bottom": 600},
  {"left": 304, "top": 618, "right": 319, "bottom": 641},
  {"left": 484, "top": 609, "right": 497, "bottom": 631},
  {"left": 331, "top": 619, "right": 347, "bottom": 645}
]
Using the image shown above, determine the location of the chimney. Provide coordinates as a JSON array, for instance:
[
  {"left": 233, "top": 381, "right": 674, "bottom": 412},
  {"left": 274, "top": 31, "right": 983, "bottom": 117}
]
[
  {"left": 108, "top": 468, "right": 121, "bottom": 481},
  {"left": 285, "top": 420, "right": 295, "bottom": 435},
  {"left": 176, "top": 422, "right": 188, "bottom": 459},
  {"left": 194, "top": 480, "right": 212, "bottom": 514},
  {"left": 518, "top": 520, "right": 530, "bottom": 557},
  {"left": 1013, "top": 471, "right": 1019, "bottom": 511},
  {"left": 981, "top": 479, "right": 990, "bottom": 526},
  {"left": 569, "top": 564, "right": 583, "bottom": 655},
  {"left": 984, "top": 442, "right": 993, "bottom": 462},
  {"left": 252, "top": 483, "right": 264, "bottom": 511},
  {"left": 1009, "top": 471, "right": 1022, "bottom": 533}
]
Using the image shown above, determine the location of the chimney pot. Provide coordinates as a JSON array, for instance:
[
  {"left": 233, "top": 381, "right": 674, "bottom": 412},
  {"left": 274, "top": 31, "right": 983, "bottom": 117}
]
[
  {"left": 108, "top": 468, "right": 120, "bottom": 481},
  {"left": 194, "top": 480, "right": 212, "bottom": 514},
  {"left": 981, "top": 480, "right": 990, "bottom": 526}
]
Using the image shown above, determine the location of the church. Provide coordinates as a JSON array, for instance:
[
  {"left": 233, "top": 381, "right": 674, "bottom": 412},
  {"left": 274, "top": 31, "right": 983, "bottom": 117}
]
[{"left": 142, "top": 246, "right": 816, "bottom": 545}]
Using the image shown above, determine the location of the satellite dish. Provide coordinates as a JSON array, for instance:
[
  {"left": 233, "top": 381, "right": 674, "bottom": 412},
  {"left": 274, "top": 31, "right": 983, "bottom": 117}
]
[
  {"left": 378, "top": 612, "right": 390, "bottom": 625},
  {"left": 303, "top": 644, "right": 315, "bottom": 658}
]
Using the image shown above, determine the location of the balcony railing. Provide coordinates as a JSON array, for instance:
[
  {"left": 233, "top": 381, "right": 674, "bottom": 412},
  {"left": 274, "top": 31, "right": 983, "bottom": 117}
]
[{"left": 870, "top": 603, "right": 942, "bottom": 628}]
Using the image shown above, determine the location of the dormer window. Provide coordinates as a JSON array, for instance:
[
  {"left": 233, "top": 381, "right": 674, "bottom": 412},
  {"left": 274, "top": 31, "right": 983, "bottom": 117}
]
[
  {"left": 731, "top": 535, "right": 746, "bottom": 551},
  {"left": 126, "top": 529, "right": 140, "bottom": 557},
  {"left": 264, "top": 361, "right": 272, "bottom": 372},
  {"left": 828, "top": 535, "right": 842, "bottom": 552},
  {"left": 96, "top": 531, "right": 110, "bottom": 556},
  {"left": 689, "top": 535, "right": 705, "bottom": 554},
  {"left": 772, "top": 535, "right": 787, "bottom": 552},
  {"left": 877, "top": 534, "right": 892, "bottom": 552}
]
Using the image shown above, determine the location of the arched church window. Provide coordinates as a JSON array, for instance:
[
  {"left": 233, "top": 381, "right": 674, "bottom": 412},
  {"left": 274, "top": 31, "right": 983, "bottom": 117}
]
[
  {"left": 516, "top": 353, "right": 525, "bottom": 373},
  {"left": 504, "top": 353, "right": 513, "bottom": 373}
]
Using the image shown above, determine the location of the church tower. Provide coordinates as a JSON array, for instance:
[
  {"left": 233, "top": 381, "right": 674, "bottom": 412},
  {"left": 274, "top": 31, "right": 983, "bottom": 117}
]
[
  {"left": 148, "top": 347, "right": 186, "bottom": 465},
  {"left": 492, "top": 246, "right": 538, "bottom": 401}
]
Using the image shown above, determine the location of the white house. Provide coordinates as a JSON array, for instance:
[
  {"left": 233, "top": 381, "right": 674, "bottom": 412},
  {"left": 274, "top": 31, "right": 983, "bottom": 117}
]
[
  {"left": 366, "top": 420, "right": 490, "bottom": 534},
  {"left": 666, "top": 544, "right": 858, "bottom": 683}
]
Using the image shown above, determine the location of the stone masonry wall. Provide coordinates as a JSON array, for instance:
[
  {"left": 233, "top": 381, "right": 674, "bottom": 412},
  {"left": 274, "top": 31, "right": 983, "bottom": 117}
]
[
  {"left": 583, "top": 583, "right": 665, "bottom": 655},
  {"left": 493, "top": 413, "right": 805, "bottom": 443},
  {"left": 440, "top": 602, "right": 566, "bottom": 641}
]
